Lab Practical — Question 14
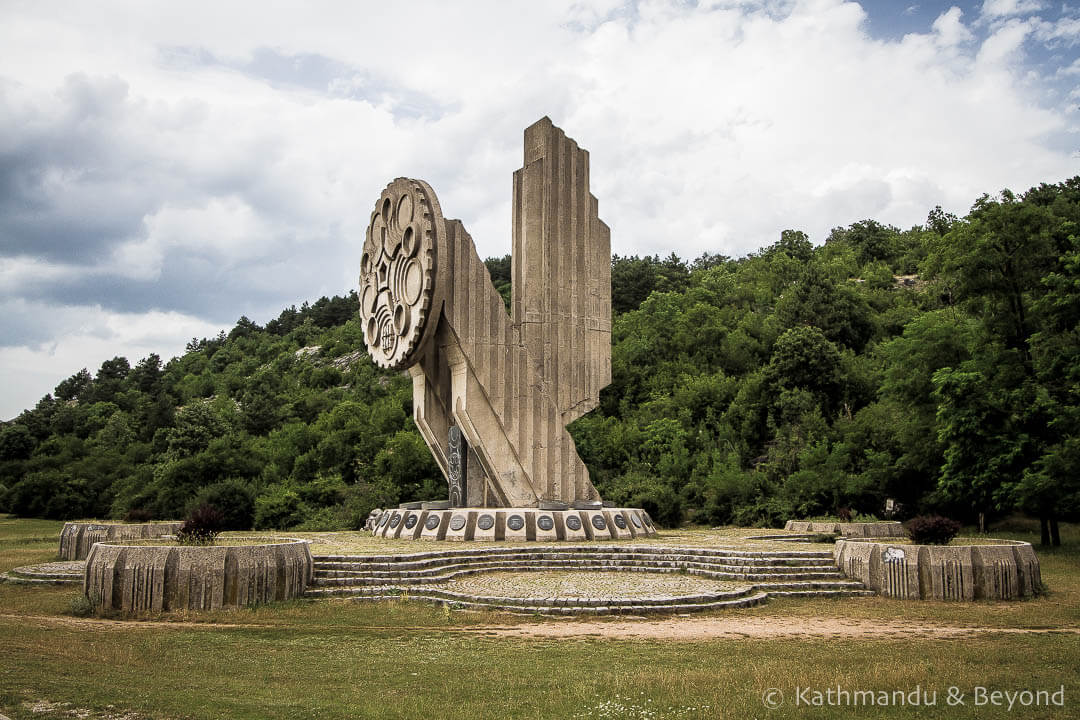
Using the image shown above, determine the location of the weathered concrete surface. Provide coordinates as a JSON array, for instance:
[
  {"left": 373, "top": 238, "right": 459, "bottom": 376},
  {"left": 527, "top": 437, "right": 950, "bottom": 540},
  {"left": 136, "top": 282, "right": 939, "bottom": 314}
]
[
  {"left": 309, "top": 544, "right": 872, "bottom": 613},
  {"left": 358, "top": 119, "right": 611, "bottom": 508},
  {"left": 834, "top": 539, "right": 1041, "bottom": 601},
  {"left": 369, "top": 507, "right": 656, "bottom": 541},
  {"left": 84, "top": 539, "right": 312, "bottom": 612},
  {"left": 785, "top": 520, "right": 905, "bottom": 538},
  {"left": 59, "top": 522, "right": 183, "bottom": 560},
  {"left": 1, "top": 560, "right": 84, "bottom": 585}
]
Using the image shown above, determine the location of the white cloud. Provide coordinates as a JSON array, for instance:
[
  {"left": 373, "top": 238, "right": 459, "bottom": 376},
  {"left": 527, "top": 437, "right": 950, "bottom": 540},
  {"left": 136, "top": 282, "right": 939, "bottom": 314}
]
[
  {"left": 0, "top": 0, "right": 1076, "bottom": 417},
  {"left": 0, "top": 303, "right": 221, "bottom": 419},
  {"left": 933, "top": 7, "right": 975, "bottom": 47},
  {"left": 1032, "top": 15, "right": 1080, "bottom": 45},
  {"left": 980, "top": 0, "right": 1045, "bottom": 19}
]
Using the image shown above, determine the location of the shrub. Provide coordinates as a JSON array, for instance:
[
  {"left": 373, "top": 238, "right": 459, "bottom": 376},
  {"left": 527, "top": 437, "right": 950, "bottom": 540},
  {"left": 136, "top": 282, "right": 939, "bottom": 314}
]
[
  {"left": 292, "top": 504, "right": 348, "bottom": 532},
  {"left": 602, "top": 471, "right": 683, "bottom": 528},
  {"left": 123, "top": 507, "right": 155, "bottom": 523},
  {"left": 904, "top": 515, "right": 961, "bottom": 545},
  {"left": 254, "top": 484, "right": 308, "bottom": 530},
  {"left": 188, "top": 479, "right": 255, "bottom": 530},
  {"left": 339, "top": 479, "right": 400, "bottom": 530},
  {"left": 67, "top": 591, "right": 96, "bottom": 617},
  {"left": 297, "top": 474, "right": 348, "bottom": 507},
  {"left": 176, "top": 502, "right": 224, "bottom": 545}
]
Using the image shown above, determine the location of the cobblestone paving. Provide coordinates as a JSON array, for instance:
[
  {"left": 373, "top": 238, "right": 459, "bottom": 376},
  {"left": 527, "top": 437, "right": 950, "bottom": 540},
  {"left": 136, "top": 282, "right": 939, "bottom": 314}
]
[{"left": 441, "top": 570, "right": 748, "bottom": 599}]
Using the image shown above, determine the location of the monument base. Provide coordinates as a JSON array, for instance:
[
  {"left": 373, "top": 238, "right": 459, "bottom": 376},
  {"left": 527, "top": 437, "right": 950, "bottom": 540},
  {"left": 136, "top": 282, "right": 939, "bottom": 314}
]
[{"left": 370, "top": 506, "right": 657, "bottom": 542}]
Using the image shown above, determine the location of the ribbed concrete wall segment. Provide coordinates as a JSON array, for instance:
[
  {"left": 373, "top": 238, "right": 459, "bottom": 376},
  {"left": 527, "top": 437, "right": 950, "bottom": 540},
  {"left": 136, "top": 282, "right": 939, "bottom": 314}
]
[
  {"left": 784, "top": 521, "right": 906, "bottom": 538},
  {"left": 59, "top": 522, "right": 183, "bottom": 560},
  {"left": 84, "top": 539, "right": 312, "bottom": 612},
  {"left": 833, "top": 539, "right": 1041, "bottom": 601}
]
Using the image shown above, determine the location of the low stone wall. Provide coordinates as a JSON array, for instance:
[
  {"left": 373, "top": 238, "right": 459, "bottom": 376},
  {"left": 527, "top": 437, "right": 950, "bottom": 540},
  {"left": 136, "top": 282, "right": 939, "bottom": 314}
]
[
  {"left": 84, "top": 539, "right": 312, "bottom": 612},
  {"left": 834, "top": 538, "right": 1042, "bottom": 601},
  {"left": 784, "top": 520, "right": 905, "bottom": 538},
  {"left": 59, "top": 522, "right": 184, "bottom": 560},
  {"left": 370, "top": 507, "right": 657, "bottom": 541}
]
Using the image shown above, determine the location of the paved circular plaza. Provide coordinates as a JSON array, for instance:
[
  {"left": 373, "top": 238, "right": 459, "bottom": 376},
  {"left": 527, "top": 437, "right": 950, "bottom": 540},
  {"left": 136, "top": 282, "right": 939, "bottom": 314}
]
[{"left": 441, "top": 570, "right": 749, "bottom": 601}]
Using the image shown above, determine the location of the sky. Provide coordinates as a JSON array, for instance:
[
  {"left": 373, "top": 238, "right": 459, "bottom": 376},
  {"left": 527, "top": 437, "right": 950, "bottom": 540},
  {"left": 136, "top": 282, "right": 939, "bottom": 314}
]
[{"left": 0, "top": 0, "right": 1077, "bottom": 420}]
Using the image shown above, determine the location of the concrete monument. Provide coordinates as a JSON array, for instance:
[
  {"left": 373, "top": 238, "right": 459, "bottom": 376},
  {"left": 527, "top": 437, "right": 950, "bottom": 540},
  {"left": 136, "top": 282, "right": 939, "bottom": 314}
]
[
  {"left": 359, "top": 118, "right": 650, "bottom": 540},
  {"left": 359, "top": 117, "right": 612, "bottom": 509}
]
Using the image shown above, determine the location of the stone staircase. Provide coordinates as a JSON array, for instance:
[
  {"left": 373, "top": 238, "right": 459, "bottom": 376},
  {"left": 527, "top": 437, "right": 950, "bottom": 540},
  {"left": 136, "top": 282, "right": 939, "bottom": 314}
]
[
  {"left": 306, "top": 545, "right": 871, "bottom": 615},
  {"left": 0, "top": 560, "right": 84, "bottom": 586}
]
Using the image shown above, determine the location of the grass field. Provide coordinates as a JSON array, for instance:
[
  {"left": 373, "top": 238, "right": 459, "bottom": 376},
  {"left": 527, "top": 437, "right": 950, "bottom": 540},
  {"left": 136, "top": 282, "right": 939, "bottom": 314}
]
[{"left": 1, "top": 515, "right": 1077, "bottom": 719}]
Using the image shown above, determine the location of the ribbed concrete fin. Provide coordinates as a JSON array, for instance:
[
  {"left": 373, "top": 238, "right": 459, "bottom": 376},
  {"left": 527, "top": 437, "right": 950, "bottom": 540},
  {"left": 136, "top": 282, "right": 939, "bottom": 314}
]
[{"left": 512, "top": 118, "right": 611, "bottom": 427}]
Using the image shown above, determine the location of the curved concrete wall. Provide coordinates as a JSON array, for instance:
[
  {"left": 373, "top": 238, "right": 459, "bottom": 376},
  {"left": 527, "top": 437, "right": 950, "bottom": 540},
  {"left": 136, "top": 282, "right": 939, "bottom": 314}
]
[
  {"left": 59, "top": 522, "right": 184, "bottom": 560},
  {"left": 84, "top": 539, "right": 312, "bottom": 612},
  {"left": 785, "top": 521, "right": 905, "bottom": 538},
  {"left": 834, "top": 539, "right": 1041, "bottom": 601}
]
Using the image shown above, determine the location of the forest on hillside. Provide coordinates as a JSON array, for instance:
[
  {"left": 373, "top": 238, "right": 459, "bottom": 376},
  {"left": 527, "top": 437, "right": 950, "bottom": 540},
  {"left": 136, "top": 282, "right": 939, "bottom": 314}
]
[{"left": 1, "top": 178, "right": 1078, "bottom": 543}]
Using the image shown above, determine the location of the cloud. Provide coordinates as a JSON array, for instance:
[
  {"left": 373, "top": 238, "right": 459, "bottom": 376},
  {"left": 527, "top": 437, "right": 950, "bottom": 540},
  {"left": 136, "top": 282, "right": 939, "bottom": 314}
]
[
  {"left": 0, "top": 0, "right": 1076, "bottom": 418},
  {"left": 0, "top": 303, "right": 222, "bottom": 418},
  {"left": 932, "top": 7, "right": 975, "bottom": 47},
  {"left": 980, "top": 0, "right": 1045, "bottom": 20}
]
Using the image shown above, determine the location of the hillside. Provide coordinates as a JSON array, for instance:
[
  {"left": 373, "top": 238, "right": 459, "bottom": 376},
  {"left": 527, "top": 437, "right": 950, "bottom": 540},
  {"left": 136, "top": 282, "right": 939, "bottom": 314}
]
[{"left": 1, "top": 177, "right": 1078, "bottom": 540}]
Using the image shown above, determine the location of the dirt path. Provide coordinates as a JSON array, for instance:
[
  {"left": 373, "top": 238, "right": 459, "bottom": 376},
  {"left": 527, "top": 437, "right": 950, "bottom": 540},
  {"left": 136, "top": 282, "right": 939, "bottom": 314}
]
[
  {"left": 459, "top": 616, "right": 1080, "bottom": 640},
  {"left": 3, "top": 611, "right": 1078, "bottom": 640}
]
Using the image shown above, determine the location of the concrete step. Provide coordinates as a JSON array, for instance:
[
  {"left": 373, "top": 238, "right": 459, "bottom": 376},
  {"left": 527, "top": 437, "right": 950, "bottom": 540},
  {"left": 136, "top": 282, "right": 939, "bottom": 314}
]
[
  {"left": 302, "top": 544, "right": 869, "bottom": 614},
  {"left": 0, "top": 570, "right": 81, "bottom": 586},
  {"left": 313, "top": 546, "right": 836, "bottom": 564},
  {"left": 313, "top": 556, "right": 838, "bottom": 574},
  {"left": 1, "top": 561, "right": 84, "bottom": 586},
  {"left": 306, "top": 583, "right": 872, "bottom": 613},
  {"left": 310, "top": 567, "right": 848, "bottom": 588},
  {"left": 313, "top": 559, "right": 841, "bottom": 579},
  {"left": 314, "top": 548, "right": 836, "bottom": 565},
  {"left": 765, "top": 589, "right": 876, "bottom": 598},
  {"left": 324, "top": 587, "right": 771, "bottom": 615},
  {"left": 379, "top": 584, "right": 757, "bottom": 607}
]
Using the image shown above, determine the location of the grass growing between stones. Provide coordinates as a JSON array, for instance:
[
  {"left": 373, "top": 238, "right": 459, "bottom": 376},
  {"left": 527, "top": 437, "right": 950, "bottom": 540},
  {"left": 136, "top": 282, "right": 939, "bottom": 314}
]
[{"left": 0, "top": 515, "right": 1077, "bottom": 719}]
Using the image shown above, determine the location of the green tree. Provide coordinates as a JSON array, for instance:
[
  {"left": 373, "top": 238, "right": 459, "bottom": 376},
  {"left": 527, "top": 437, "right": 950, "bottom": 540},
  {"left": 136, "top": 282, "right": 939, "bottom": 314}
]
[{"left": 933, "top": 367, "right": 1028, "bottom": 532}]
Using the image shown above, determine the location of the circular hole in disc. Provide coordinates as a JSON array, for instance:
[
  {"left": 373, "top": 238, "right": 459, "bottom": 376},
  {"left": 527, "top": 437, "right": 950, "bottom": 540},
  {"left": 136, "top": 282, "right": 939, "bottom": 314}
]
[
  {"left": 382, "top": 197, "right": 392, "bottom": 224},
  {"left": 397, "top": 193, "right": 414, "bottom": 230},
  {"left": 402, "top": 226, "right": 416, "bottom": 257},
  {"left": 403, "top": 260, "right": 423, "bottom": 305},
  {"left": 361, "top": 285, "right": 375, "bottom": 313},
  {"left": 394, "top": 304, "right": 410, "bottom": 336}
]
